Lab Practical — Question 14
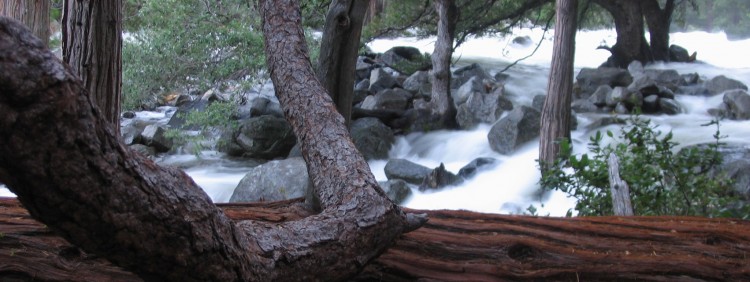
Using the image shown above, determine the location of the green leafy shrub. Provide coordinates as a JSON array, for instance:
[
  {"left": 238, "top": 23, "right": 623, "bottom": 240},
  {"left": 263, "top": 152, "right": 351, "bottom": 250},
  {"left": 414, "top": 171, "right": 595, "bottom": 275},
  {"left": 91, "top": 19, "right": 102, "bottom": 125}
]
[
  {"left": 165, "top": 100, "right": 239, "bottom": 154},
  {"left": 540, "top": 115, "right": 745, "bottom": 218}
]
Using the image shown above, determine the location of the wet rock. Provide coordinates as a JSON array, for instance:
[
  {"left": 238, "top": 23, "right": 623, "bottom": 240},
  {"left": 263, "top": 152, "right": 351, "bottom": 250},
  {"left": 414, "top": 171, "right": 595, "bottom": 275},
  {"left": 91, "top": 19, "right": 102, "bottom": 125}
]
[
  {"left": 122, "top": 111, "right": 136, "bottom": 119},
  {"left": 403, "top": 70, "right": 431, "bottom": 99},
  {"left": 129, "top": 144, "right": 157, "bottom": 157},
  {"left": 659, "top": 98, "right": 682, "bottom": 115},
  {"left": 487, "top": 106, "right": 541, "bottom": 154},
  {"left": 452, "top": 63, "right": 494, "bottom": 89},
  {"left": 458, "top": 157, "right": 499, "bottom": 179},
  {"left": 456, "top": 88, "right": 513, "bottom": 129},
  {"left": 722, "top": 90, "right": 750, "bottom": 120},
  {"left": 588, "top": 85, "right": 613, "bottom": 107},
  {"left": 350, "top": 117, "right": 395, "bottom": 160},
  {"left": 705, "top": 75, "right": 748, "bottom": 95},
  {"left": 219, "top": 115, "right": 296, "bottom": 159},
  {"left": 230, "top": 158, "right": 310, "bottom": 203},
  {"left": 419, "top": 163, "right": 462, "bottom": 192},
  {"left": 140, "top": 124, "right": 173, "bottom": 153},
  {"left": 575, "top": 67, "right": 633, "bottom": 99},
  {"left": 369, "top": 67, "right": 398, "bottom": 94},
  {"left": 379, "top": 179, "right": 413, "bottom": 204},
  {"left": 360, "top": 88, "right": 411, "bottom": 111},
  {"left": 384, "top": 159, "right": 432, "bottom": 185}
]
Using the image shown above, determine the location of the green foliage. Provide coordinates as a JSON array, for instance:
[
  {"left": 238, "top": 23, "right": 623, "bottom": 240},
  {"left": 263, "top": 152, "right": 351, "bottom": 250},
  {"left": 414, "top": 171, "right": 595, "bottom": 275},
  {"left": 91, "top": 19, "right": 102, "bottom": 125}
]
[
  {"left": 673, "top": 0, "right": 750, "bottom": 39},
  {"left": 390, "top": 52, "right": 432, "bottom": 75},
  {"left": 121, "top": 0, "right": 266, "bottom": 110},
  {"left": 165, "top": 100, "right": 239, "bottom": 155},
  {"left": 540, "top": 115, "right": 745, "bottom": 218}
]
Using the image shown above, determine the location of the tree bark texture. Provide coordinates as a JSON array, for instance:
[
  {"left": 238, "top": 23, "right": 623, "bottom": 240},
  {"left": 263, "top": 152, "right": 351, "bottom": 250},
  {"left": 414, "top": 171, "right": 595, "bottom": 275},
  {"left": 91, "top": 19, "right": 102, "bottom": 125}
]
[
  {"left": 641, "top": 0, "right": 675, "bottom": 62},
  {"left": 1, "top": 198, "right": 748, "bottom": 281},
  {"left": 62, "top": 0, "right": 123, "bottom": 133},
  {"left": 315, "top": 0, "right": 369, "bottom": 127},
  {"left": 608, "top": 153, "right": 634, "bottom": 216},
  {"left": 0, "top": 0, "right": 48, "bottom": 46},
  {"left": 538, "top": 0, "right": 577, "bottom": 167},
  {"left": 592, "top": 0, "right": 652, "bottom": 68},
  {"left": 0, "top": 7, "right": 420, "bottom": 281},
  {"left": 429, "top": 0, "right": 458, "bottom": 128}
]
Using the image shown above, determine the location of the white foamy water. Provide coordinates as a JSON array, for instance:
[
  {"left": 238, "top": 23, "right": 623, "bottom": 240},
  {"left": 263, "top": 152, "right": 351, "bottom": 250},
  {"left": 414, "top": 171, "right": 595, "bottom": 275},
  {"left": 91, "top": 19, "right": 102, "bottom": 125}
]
[{"left": 2, "top": 28, "right": 749, "bottom": 216}]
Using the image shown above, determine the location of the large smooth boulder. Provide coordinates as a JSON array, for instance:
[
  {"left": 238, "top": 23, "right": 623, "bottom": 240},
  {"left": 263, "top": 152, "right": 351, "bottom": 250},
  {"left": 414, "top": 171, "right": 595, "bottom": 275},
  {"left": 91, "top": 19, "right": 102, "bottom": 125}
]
[
  {"left": 452, "top": 63, "right": 493, "bottom": 89},
  {"left": 384, "top": 159, "right": 433, "bottom": 185},
  {"left": 369, "top": 67, "right": 398, "bottom": 94},
  {"left": 575, "top": 67, "right": 633, "bottom": 98},
  {"left": 402, "top": 70, "right": 431, "bottom": 99},
  {"left": 350, "top": 117, "right": 395, "bottom": 160},
  {"left": 722, "top": 90, "right": 750, "bottom": 120},
  {"left": 378, "top": 179, "right": 413, "bottom": 204},
  {"left": 705, "top": 75, "right": 748, "bottom": 95},
  {"left": 230, "top": 158, "right": 309, "bottom": 202},
  {"left": 453, "top": 76, "right": 486, "bottom": 106},
  {"left": 166, "top": 99, "right": 210, "bottom": 130},
  {"left": 219, "top": 115, "right": 296, "bottom": 159},
  {"left": 380, "top": 46, "right": 422, "bottom": 66},
  {"left": 487, "top": 106, "right": 541, "bottom": 154},
  {"left": 360, "top": 88, "right": 411, "bottom": 111},
  {"left": 458, "top": 157, "right": 499, "bottom": 179},
  {"left": 456, "top": 89, "right": 513, "bottom": 129},
  {"left": 140, "top": 124, "right": 173, "bottom": 153}
]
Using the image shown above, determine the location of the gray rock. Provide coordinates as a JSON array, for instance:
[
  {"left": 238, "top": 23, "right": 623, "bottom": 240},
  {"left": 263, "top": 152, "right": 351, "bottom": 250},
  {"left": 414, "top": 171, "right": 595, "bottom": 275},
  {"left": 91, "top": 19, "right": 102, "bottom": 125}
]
[
  {"left": 355, "top": 79, "right": 370, "bottom": 91},
  {"left": 452, "top": 63, "right": 494, "bottom": 88},
  {"left": 487, "top": 106, "right": 541, "bottom": 154},
  {"left": 531, "top": 95, "right": 546, "bottom": 111},
  {"left": 219, "top": 115, "right": 296, "bottom": 159},
  {"left": 129, "top": 144, "right": 157, "bottom": 157},
  {"left": 642, "top": 95, "right": 660, "bottom": 113},
  {"left": 384, "top": 159, "right": 432, "bottom": 184},
  {"left": 571, "top": 99, "right": 599, "bottom": 113},
  {"left": 512, "top": 35, "right": 532, "bottom": 46},
  {"left": 614, "top": 102, "right": 630, "bottom": 114},
  {"left": 378, "top": 179, "right": 413, "bottom": 204},
  {"left": 643, "top": 69, "right": 682, "bottom": 90},
  {"left": 122, "top": 111, "right": 136, "bottom": 119},
  {"left": 575, "top": 67, "right": 633, "bottom": 98},
  {"left": 360, "top": 88, "right": 410, "bottom": 111},
  {"left": 403, "top": 70, "right": 431, "bottom": 99},
  {"left": 669, "top": 44, "right": 691, "bottom": 62},
  {"left": 230, "top": 158, "right": 310, "bottom": 202},
  {"left": 622, "top": 91, "right": 644, "bottom": 109},
  {"left": 722, "top": 90, "right": 750, "bottom": 120},
  {"left": 681, "top": 73, "right": 701, "bottom": 85},
  {"left": 350, "top": 117, "right": 395, "bottom": 160},
  {"left": 166, "top": 99, "right": 210, "bottom": 130},
  {"left": 705, "top": 75, "right": 748, "bottom": 95},
  {"left": 456, "top": 89, "right": 513, "bottom": 129},
  {"left": 380, "top": 46, "right": 422, "bottom": 66},
  {"left": 678, "top": 85, "right": 710, "bottom": 96},
  {"left": 584, "top": 116, "right": 627, "bottom": 133},
  {"left": 627, "top": 75, "right": 660, "bottom": 95},
  {"left": 140, "top": 124, "right": 173, "bottom": 153},
  {"left": 458, "top": 157, "right": 498, "bottom": 179},
  {"left": 369, "top": 67, "right": 398, "bottom": 94},
  {"left": 453, "top": 76, "right": 485, "bottom": 106},
  {"left": 419, "top": 163, "right": 462, "bottom": 192},
  {"left": 355, "top": 56, "right": 375, "bottom": 81},
  {"left": 658, "top": 98, "right": 682, "bottom": 115},
  {"left": 627, "top": 60, "right": 644, "bottom": 77},
  {"left": 588, "top": 85, "right": 613, "bottom": 107}
]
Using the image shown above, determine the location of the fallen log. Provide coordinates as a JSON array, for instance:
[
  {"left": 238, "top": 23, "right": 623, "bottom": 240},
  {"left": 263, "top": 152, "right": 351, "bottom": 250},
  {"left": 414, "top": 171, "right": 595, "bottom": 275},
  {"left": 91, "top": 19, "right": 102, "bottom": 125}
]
[{"left": 0, "top": 197, "right": 748, "bottom": 281}]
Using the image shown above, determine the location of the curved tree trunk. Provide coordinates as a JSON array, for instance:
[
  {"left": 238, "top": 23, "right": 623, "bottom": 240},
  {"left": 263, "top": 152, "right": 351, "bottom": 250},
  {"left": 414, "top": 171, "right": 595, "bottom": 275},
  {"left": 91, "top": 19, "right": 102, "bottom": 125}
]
[
  {"left": 316, "top": 0, "right": 369, "bottom": 127},
  {"left": 429, "top": 0, "right": 458, "bottom": 128},
  {"left": 592, "top": 0, "right": 651, "bottom": 68},
  {"left": 0, "top": 0, "right": 48, "bottom": 46},
  {"left": 62, "top": 0, "right": 123, "bottom": 134},
  {"left": 539, "top": 0, "right": 577, "bottom": 167},
  {"left": 0, "top": 2, "right": 421, "bottom": 279},
  {"left": 1, "top": 198, "right": 748, "bottom": 281}
]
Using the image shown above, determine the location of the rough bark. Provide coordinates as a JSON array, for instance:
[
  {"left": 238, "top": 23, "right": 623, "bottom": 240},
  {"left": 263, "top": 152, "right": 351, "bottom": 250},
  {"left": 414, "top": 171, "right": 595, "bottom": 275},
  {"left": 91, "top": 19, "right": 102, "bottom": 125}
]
[
  {"left": 0, "top": 7, "right": 421, "bottom": 281},
  {"left": 1, "top": 197, "right": 748, "bottom": 281},
  {"left": 608, "top": 153, "right": 634, "bottom": 216},
  {"left": 315, "top": 0, "right": 368, "bottom": 127},
  {"left": 539, "top": 0, "right": 577, "bottom": 167},
  {"left": 0, "top": 0, "right": 48, "bottom": 46},
  {"left": 641, "top": 0, "right": 675, "bottom": 62},
  {"left": 429, "top": 0, "right": 458, "bottom": 128},
  {"left": 592, "top": 0, "right": 652, "bottom": 68},
  {"left": 62, "top": 0, "right": 123, "bottom": 134}
]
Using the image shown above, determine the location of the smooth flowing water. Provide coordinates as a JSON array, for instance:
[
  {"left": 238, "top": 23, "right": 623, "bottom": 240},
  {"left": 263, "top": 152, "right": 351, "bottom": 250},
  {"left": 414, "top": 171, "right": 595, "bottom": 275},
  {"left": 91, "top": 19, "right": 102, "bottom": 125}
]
[{"left": 3, "top": 28, "right": 749, "bottom": 216}]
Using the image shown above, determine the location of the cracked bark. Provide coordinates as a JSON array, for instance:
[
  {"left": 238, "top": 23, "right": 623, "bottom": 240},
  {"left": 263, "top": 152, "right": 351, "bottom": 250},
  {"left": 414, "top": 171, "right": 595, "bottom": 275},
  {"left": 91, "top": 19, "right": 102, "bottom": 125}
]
[{"left": 0, "top": 2, "right": 422, "bottom": 279}]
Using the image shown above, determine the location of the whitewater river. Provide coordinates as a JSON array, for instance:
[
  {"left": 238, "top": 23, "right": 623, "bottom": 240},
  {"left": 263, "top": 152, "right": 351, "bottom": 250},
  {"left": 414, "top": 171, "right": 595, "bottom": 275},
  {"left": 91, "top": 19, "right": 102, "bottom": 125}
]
[{"left": 3, "top": 28, "right": 750, "bottom": 216}]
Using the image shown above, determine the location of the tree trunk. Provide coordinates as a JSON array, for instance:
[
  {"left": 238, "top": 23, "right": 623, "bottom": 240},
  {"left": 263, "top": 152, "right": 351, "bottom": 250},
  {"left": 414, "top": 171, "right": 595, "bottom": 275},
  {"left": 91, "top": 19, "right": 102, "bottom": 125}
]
[
  {"left": 1, "top": 198, "right": 748, "bottom": 281},
  {"left": 592, "top": 0, "right": 652, "bottom": 68},
  {"left": 316, "top": 0, "right": 369, "bottom": 127},
  {"left": 62, "top": 0, "right": 123, "bottom": 134},
  {"left": 0, "top": 0, "right": 48, "bottom": 46},
  {"left": 642, "top": 0, "right": 674, "bottom": 62},
  {"left": 608, "top": 153, "right": 634, "bottom": 216},
  {"left": 429, "top": 0, "right": 458, "bottom": 128},
  {"left": 0, "top": 3, "right": 421, "bottom": 280},
  {"left": 538, "top": 0, "right": 577, "bottom": 167}
]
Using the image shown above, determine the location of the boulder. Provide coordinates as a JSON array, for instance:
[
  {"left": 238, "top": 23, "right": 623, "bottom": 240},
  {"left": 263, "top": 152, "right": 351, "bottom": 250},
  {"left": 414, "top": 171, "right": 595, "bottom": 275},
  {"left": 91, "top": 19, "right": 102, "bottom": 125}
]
[
  {"left": 369, "top": 67, "right": 399, "bottom": 94},
  {"left": 705, "top": 75, "right": 748, "bottom": 95},
  {"left": 456, "top": 89, "right": 513, "bottom": 129},
  {"left": 230, "top": 158, "right": 310, "bottom": 202},
  {"left": 584, "top": 116, "right": 627, "bottom": 133},
  {"left": 403, "top": 70, "right": 431, "bottom": 99},
  {"left": 121, "top": 111, "right": 136, "bottom": 119},
  {"left": 642, "top": 95, "right": 660, "bottom": 113},
  {"left": 360, "top": 88, "right": 410, "bottom": 111},
  {"left": 722, "top": 90, "right": 750, "bottom": 120},
  {"left": 571, "top": 99, "right": 599, "bottom": 113},
  {"left": 355, "top": 56, "right": 375, "bottom": 80},
  {"left": 588, "top": 85, "right": 613, "bottom": 107},
  {"left": 166, "top": 99, "right": 210, "bottom": 130},
  {"left": 453, "top": 76, "right": 486, "bottom": 106},
  {"left": 531, "top": 95, "right": 546, "bottom": 111},
  {"left": 384, "top": 159, "right": 433, "bottom": 185},
  {"left": 659, "top": 98, "right": 682, "bottom": 115},
  {"left": 129, "top": 144, "right": 157, "bottom": 157},
  {"left": 458, "top": 157, "right": 499, "bottom": 179},
  {"left": 379, "top": 179, "right": 413, "bottom": 204},
  {"left": 452, "top": 63, "right": 494, "bottom": 89},
  {"left": 487, "top": 106, "right": 541, "bottom": 154},
  {"left": 350, "top": 117, "right": 395, "bottom": 160},
  {"left": 511, "top": 35, "right": 533, "bottom": 47},
  {"left": 575, "top": 68, "right": 633, "bottom": 99},
  {"left": 419, "top": 163, "right": 462, "bottom": 192},
  {"left": 380, "top": 46, "right": 422, "bottom": 66},
  {"left": 140, "top": 124, "right": 173, "bottom": 153},
  {"left": 219, "top": 115, "right": 296, "bottom": 159},
  {"left": 669, "top": 44, "right": 691, "bottom": 62}
]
